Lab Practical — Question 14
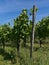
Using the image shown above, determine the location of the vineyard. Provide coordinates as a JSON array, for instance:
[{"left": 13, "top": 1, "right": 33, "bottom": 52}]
[{"left": 0, "top": 6, "right": 49, "bottom": 65}]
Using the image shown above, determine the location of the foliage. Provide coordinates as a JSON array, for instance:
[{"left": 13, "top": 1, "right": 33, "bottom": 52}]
[
  {"left": 36, "top": 16, "right": 49, "bottom": 39},
  {"left": 0, "top": 43, "right": 49, "bottom": 65},
  {"left": 0, "top": 8, "right": 49, "bottom": 65}
]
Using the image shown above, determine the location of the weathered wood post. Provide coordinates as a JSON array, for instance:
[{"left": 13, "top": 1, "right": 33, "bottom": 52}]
[{"left": 30, "top": 5, "right": 36, "bottom": 58}]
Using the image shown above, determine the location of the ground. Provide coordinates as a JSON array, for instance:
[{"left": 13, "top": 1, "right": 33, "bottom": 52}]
[{"left": 0, "top": 43, "right": 49, "bottom": 65}]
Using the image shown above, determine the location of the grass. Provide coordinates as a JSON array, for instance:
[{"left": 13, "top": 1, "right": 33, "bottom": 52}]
[{"left": 0, "top": 43, "right": 49, "bottom": 65}]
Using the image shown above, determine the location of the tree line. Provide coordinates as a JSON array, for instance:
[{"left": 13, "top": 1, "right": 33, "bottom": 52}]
[{"left": 0, "top": 6, "right": 49, "bottom": 60}]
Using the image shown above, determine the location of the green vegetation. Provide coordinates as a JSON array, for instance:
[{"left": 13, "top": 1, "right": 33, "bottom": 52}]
[
  {"left": 0, "top": 43, "right": 49, "bottom": 65},
  {"left": 0, "top": 5, "right": 49, "bottom": 65}
]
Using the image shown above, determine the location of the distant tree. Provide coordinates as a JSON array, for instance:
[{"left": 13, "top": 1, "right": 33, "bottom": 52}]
[
  {"left": 0, "top": 23, "right": 11, "bottom": 49},
  {"left": 12, "top": 9, "right": 30, "bottom": 54},
  {"left": 36, "top": 16, "right": 49, "bottom": 47},
  {"left": 19, "top": 9, "right": 29, "bottom": 47}
]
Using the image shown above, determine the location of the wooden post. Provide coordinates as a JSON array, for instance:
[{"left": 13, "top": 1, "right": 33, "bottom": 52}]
[{"left": 30, "top": 5, "right": 36, "bottom": 58}]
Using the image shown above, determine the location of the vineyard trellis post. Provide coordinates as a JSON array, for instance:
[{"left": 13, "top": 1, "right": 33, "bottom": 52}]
[{"left": 30, "top": 5, "right": 36, "bottom": 58}]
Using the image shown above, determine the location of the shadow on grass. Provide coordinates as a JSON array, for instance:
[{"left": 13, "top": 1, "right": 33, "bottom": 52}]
[
  {"left": 0, "top": 48, "right": 15, "bottom": 60},
  {"left": 34, "top": 46, "right": 49, "bottom": 52},
  {"left": 0, "top": 48, "right": 11, "bottom": 60},
  {"left": 0, "top": 48, "right": 5, "bottom": 56},
  {"left": 0, "top": 48, "right": 16, "bottom": 64},
  {"left": 21, "top": 44, "right": 30, "bottom": 49},
  {"left": 5, "top": 43, "right": 16, "bottom": 48},
  {"left": 0, "top": 43, "right": 16, "bottom": 48},
  {"left": 4, "top": 52, "right": 11, "bottom": 60},
  {"left": 25, "top": 45, "right": 30, "bottom": 49},
  {"left": 34, "top": 47, "right": 40, "bottom": 51}
]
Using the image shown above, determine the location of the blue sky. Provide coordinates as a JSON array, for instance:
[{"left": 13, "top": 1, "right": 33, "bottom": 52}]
[{"left": 0, "top": 0, "right": 49, "bottom": 25}]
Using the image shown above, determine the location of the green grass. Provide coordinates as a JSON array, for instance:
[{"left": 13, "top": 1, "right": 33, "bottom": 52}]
[{"left": 0, "top": 43, "right": 49, "bottom": 65}]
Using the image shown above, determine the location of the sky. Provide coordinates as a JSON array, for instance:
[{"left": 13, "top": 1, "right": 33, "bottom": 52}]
[{"left": 0, "top": 0, "right": 49, "bottom": 25}]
